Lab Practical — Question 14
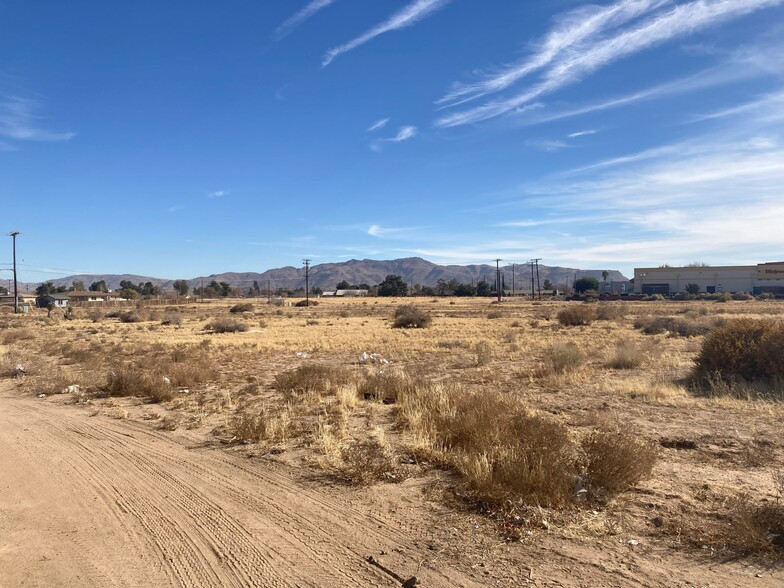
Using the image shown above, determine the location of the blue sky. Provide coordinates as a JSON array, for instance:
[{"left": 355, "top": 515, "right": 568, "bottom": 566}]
[{"left": 1, "top": 0, "right": 783, "bottom": 283}]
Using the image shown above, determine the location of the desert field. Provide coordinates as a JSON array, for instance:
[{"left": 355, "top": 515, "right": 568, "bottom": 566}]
[{"left": 1, "top": 296, "right": 782, "bottom": 587}]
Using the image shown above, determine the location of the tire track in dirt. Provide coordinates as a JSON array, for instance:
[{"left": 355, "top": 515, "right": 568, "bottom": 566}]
[{"left": 1, "top": 386, "right": 482, "bottom": 587}]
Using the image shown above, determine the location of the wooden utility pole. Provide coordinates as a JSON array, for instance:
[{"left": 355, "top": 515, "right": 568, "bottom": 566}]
[
  {"left": 303, "top": 259, "right": 311, "bottom": 306},
  {"left": 511, "top": 263, "right": 516, "bottom": 297},
  {"left": 494, "top": 259, "right": 502, "bottom": 302},
  {"left": 532, "top": 258, "right": 542, "bottom": 300},
  {"left": 9, "top": 232, "right": 19, "bottom": 313}
]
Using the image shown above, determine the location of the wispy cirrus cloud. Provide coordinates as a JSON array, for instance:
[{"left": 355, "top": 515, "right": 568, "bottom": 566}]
[
  {"left": 437, "top": 0, "right": 667, "bottom": 108},
  {"left": 368, "top": 224, "right": 422, "bottom": 238},
  {"left": 367, "top": 117, "right": 390, "bottom": 132},
  {"left": 370, "top": 125, "right": 417, "bottom": 151},
  {"left": 274, "top": 0, "right": 336, "bottom": 41},
  {"left": 690, "top": 89, "right": 784, "bottom": 123},
  {"left": 322, "top": 0, "right": 451, "bottom": 66},
  {"left": 526, "top": 138, "right": 569, "bottom": 152},
  {"left": 0, "top": 95, "right": 74, "bottom": 143},
  {"left": 208, "top": 190, "right": 230, "bottom": 199},
  {"left": 436, "top": 0, "right": 784, "bottom": 128},
  {"left": 568, "top": 129, "right": 598, "bottom": 138}
]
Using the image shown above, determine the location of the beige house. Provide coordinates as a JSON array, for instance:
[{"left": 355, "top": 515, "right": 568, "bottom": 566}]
[{"left": 68, "top": 291, "right": 122, "bottom": 304}]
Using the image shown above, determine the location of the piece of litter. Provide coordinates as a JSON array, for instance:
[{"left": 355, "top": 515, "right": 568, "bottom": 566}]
[{"left": 295, "top": 351, "right": 309, "bottom": 359}]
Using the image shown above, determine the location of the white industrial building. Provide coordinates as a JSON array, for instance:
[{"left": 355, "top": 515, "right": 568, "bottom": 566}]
[{"left": 634, "top": 262, "right": 784, "bottom": 296}]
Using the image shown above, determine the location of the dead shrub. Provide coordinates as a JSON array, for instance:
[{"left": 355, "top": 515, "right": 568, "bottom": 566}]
[
  {"left": 119, "top": 311, "right": 144, "bottom": 323},
  {"left": 486, "top": 310, "right": 503, "bottom": 319},
  {"left": 161, "top": 312, "right": 182, "bottom": 326},
  {"left": 1, "top": 328, "right": 35, "bottom": 345},
  {"left": 105, "top": 367, "right": 174, "bottom": 403},
  {"left": 474, "top": 341, "right": 493, "bottom": 366},
  {"left": 724, "top": 491, "right": 784, "bottom": 553},
  {"left": 583, "top": 430, "right": 657, "bottom": 497},
  {"left": 692, "top": 319, "right": 784, "bottom": 398},
  {"left": 229, "top": 302, "right": 254, "bottom": 313},
  {"left": 392, "top": 304, "right": 432, "bottom": 329},
  {"left": 639, "top": 316, "right": 711, "bottom": 337},
  {"left": 557, "top": 305, "right": 595, "bottom": 326},
  {"left": 358, "top": 370, "right": 411, "bottom": 404},
  {"left": 544, "top": 343, "right": 584, "bottom": 374},
  {"left": 164, "top": 344, "right": 215, "bottom": 387},
  {"left": 595, "top": 304, "right": 625, "bottom": 321},
  {"left": 205, "top": 318, "right": 249, "bottom": 333},
  {"left": 338, "top": 436, "right": 400, "bottom": 485},
  {"left": 606, "top": 343, "right": 645, "bottom": 369},
  {"left": 397, "top": 384, "right": 579, "bottom": 507},
  {"left": 295, "top": 299, "right": 318, "bottom": 307},
  {"left": 274, "top": 364, "right": 353, "bottom": 401},
  {"left": 230, "top": 405, "right": 291, "bottom": 444}
]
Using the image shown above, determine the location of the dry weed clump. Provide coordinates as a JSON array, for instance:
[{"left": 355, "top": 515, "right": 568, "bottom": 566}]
[
  {"left": 557, "top": 305, "right": 595, "bottom": 326},
  {"left": 229, "top": 303, "right": 254, "bottom": 314},
  {"left": 606, "top": 342, "right": 645, "bottom": 370},
  {"left": 105, "top": 367, "right": 174, "bottom": 403},
  {"left": 392, "top": 304, "right": 432, "bottom": 329},
  {"left": 337, "top": 434, "right": 400, "bottom": 485},
  {"left": 357, "top": 370, "right": 412, "bottom": 404},
  {"left": 692, "top": 319, "right": 784, "bottom": 398},
  {"left": 164, "top": 344, "right": 216, "bottom": 387},
  {"left": 1, "top": 328, "right": 35, "bottom": 345},
  {"left": 205, "top": 317, "right": 250, "bottom": 333},
  {"left": 595, "top": 304, "right": 625, "bottom": 321},
  {"left": 274, "top": 364, "right": 354, "bottom": 401},
  {"left": 119, "top": 311, "right": 145, "bottom": 323},
  {"left": 230, "top": 404, "right": 291, "bottom": 444},
  {"left": 583, "top": 430, "right": 657, "bottom": 496},
  {"left": 543, "top": 342, "right": 585, "bottom": 374},
  {"left": 397, "top": 380, "right": 657, "bottom": 509},
  {"left": 636, "top": 315, "right": 713, "bottom": 337}
]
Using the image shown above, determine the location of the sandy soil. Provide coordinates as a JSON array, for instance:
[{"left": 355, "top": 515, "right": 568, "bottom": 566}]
[
  {"left": 2, "top": 378, "right": 781, "bottom": 588},
  {"left": 0, "top": 381, "right": 482, "bottom": 587}
]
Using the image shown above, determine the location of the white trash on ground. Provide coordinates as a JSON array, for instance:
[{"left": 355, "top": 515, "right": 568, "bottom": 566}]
[{"left": 359, "top": 352, "right": 389, "bottom": 365}]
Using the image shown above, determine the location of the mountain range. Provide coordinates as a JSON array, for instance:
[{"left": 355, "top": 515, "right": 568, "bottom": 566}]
[{"left": 22, "top": 257, "right": 629, "bottom": 293}]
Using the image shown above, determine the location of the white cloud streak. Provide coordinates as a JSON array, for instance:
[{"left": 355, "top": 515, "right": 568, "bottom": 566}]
[
  {"left": 437, "top": 0, "right": 668, "bottom": 107},
  {"left": 436, "top": 0, "right": 784, "bottom": 128},
  {"left": 0, "top": 95, "right": 74, "bottom": 142},
  {"left": 367, "top": 117, "right": 390, "bottom": 132},
  {"left": 208, "top": 190, "right": 230, "bottom": 199},
  {"left": 367, "top": 224, "right": 419, "bottom": 238},
  {"left": 323, "top": 0, "right": 451, "bottom": 66},
  {"left": 370, "top": 125, "right": 418, "bottom": 151},
  {"left": 567, "top": 129, "right": 598, "bottom": 138},
  {"left": 274, "top": 0, "right": 336, "bottom": 41}
]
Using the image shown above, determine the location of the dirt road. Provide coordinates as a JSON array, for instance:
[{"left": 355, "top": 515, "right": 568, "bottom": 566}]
[{"left": 0, "top": 383, "right": 481, "bottom": 587}]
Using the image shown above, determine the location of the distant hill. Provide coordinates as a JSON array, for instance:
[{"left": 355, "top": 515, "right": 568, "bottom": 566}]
[{"left": 33, "top": 257, "right": 628, "bottom": 292}]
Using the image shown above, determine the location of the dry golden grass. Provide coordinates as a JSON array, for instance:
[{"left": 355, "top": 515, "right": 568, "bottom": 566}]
[{"left": 3, "top": 296, "right": 784, "bottom": 555}]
